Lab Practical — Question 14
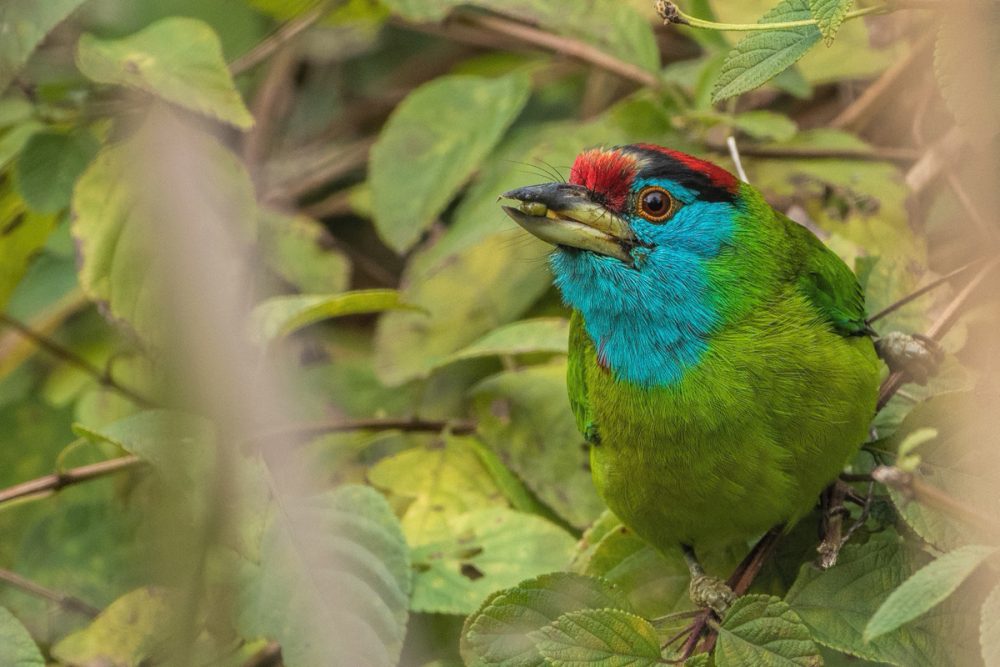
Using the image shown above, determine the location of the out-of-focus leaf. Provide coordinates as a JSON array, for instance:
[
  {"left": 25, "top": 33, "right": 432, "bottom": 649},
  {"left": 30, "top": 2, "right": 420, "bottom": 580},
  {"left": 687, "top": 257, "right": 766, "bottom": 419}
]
[
  {"left": 865, "top": 545, "right": 997, "bottom": 641},
  {"left": 712, "top": 0, "right": 821, "bottom": 102},
  {"left": 370, "top": 74, "right": 529, "bottom": 253},
  {"left": 76, "top": 18, "right": 253, "bottom": 129},
  {"left": 445, "top": 317, "right": 568, "bottom": 365},
  {"left": 0, "top": 121, "right": 44, "bottom": 171},
  {"left": 531, "top": 608, "right": 662, "bottom": 667},
  {"left": 258, "top": 208, "right": 351, "bottom": 294},
  {"left": 15, "top": 130, "right": 100, "bottom": 214},
  {"left": 382, "top": 0, "right": 658, "bottom": 72},
  {"left": 0, "top": 606, "right": 44, "bottom": 666},
  {"left": 462, "top": 572, "right": 631, "bottom": 667},
  {"left": 374, "top": 231, "right": 551, "bottom": 386},
  {"left": 410, "top": 508, "right": 575, "bottom": 615},
  {"left": 72, "top": 127, "right": 256, "bottom": 346},
  {"left": 0, "top": 0, "right": 87, "bottom": 93},
  {"left": 934, "top": 8, "right": 1000, "bottom": 138},
  {"left": 981, "top": 584, "right": 1000, "bottom": 666},
  {"left": 51, "top": 588, "right": 171, "bottom": 666},
  {"left": 715, "top": 595, "right": 822, "bottom": 667},
  {"left": 0, "top": 179, "right": 58, "bottom": 313},
  {"left": 471, "top": 363, "right": 604, "bottom": 529},
  {"left": 238, "top": 485, "right": 411, "bottom": 667},
  {"left": 369, "top": 434, "right": 507, "bottom": 545},
  {"left": 731, "top": 110, "right": 798, "bottom": 142},
  {"left": 785, "top": 532, "right": 977, "bottom": 666},
  {"left": 809, "top": 0, "right": 853, "bottom": 44},
  {"left": 252, "top": 289, "right": 418, "bottom": 342}
]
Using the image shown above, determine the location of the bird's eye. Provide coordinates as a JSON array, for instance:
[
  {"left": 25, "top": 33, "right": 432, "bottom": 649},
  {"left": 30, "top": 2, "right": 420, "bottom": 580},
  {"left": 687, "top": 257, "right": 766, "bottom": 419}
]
[{"left": 637, "top": 186, "right": 674, "bottom": 222}]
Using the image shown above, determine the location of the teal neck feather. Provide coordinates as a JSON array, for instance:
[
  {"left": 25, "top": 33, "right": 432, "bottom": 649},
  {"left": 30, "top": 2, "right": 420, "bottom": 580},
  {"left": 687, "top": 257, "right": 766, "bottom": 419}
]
[{"left": 549, "top": 190, "right": 740, "bottom": 387}]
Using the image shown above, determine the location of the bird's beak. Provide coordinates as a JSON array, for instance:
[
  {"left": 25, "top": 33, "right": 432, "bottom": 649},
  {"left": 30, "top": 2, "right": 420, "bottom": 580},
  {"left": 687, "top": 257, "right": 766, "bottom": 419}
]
[{"left": 500, "top": 183, "right": 636, "bottom": 264}]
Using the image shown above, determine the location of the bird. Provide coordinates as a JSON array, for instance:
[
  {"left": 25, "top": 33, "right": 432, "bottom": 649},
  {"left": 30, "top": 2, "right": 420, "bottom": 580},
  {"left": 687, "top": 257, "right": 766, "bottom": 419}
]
[{"left": 500, "top": 143, "right": 881, "bottom": 609}]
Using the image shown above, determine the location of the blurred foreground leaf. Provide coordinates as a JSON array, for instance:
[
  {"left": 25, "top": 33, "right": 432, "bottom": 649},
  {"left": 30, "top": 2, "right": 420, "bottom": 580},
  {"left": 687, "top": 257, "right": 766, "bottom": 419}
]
[
  {"left": 76, "top": 18, "right": 253, "bottom": 129},
  {"left": 0, "top": 0, "right": 87, "bottom": 93},
  {"left": 370, "top": 74, "right": 529, "bottom": 253},
  {"left": 239, "top": 485, "right": 411, "bottom": 667},
  {"left": 0, "top": 605, "right": 44, "bottom": 666},
  {"left": 15, "top": 130, "right": 100, "bottom": 214}
]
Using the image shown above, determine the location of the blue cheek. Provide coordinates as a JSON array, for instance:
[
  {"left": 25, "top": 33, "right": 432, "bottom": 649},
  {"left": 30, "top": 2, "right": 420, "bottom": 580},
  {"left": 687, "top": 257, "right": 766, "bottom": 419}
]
[{"left": 550, "top": 200, "right": 737, "bottom": 387}]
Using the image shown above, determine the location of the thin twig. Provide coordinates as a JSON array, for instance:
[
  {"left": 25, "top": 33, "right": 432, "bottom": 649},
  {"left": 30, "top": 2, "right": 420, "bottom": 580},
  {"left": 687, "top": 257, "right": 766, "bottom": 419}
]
[
  {"left": 0, "top": 456, "right": 142, "bottom": 507},
  {"left": 241, "top": 641, "right": 282, "bottom": 667},
  {"left": 877, "top": 256, "right": 1000, "bottom": 409},
  {"left": 0, "top": 313, "right": 155, "bottom": 407},
  {"left": 866, "top": 258, "right": 986, "bottom": 325},
  {"left": 726, "top": 136, "right": 749, "bottom": 183},
  {"left": 229, "top": 3, "right": 329, "bottom": 76},
  {"left": 0, "top": 568, "right": 101, "bottom": 617},
  {"left": 454, "top": 12, "right": 660, "bottom": 89},
  {"left": 872, "top": 466, "right": 1000, "bottom": 537},
  {"left": 256, "top": 417, "right": 477, "bottom": 443}
]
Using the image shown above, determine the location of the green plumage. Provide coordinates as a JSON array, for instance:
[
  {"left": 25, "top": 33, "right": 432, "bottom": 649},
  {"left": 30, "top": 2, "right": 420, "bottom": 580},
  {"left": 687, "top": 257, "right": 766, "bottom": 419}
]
[{"left": 567, "top": 184, "right": 880, "bottom": 550}]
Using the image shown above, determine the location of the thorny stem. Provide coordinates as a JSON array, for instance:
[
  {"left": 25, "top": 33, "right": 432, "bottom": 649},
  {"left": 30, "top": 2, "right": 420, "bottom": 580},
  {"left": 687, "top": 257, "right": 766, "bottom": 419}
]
[{"left": 656, "top": 0, "right": 891, "bottom": 31}]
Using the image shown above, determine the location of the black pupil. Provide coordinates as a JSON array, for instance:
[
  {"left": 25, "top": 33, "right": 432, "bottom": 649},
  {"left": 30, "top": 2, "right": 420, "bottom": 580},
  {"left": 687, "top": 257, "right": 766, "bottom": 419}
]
[{"left": 642, "top": 190, "right": 667, "bottom": 215}]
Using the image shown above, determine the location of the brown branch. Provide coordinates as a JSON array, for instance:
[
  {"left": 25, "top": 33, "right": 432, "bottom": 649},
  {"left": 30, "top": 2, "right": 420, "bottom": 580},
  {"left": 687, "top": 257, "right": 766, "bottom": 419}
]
[
  {"left": 867, "top": 258, "right": 986, "bottom": 325},
  {"left": 452, "top": 12, "right": 660, "bottom": 89},
  {"left": 877, "top": 256, "right": 1000, "bottom": 409},
  {"left": 257, "top": 417, "right": 477, "bottom": 443},
  {"left": 0, "top": 568, "right": 101, "bottom": 617},
  {"left": 0, "top": 313, "right": 155, "bottom": 407},
  {"left": 0, "top": 456, "right": 142, "bottom": 507},
  {"left": 229, "top": 3, "right": 329, "bottom": 76},
  {"left": 872, "top": 466, "right": 1000, "bottom": 537}
]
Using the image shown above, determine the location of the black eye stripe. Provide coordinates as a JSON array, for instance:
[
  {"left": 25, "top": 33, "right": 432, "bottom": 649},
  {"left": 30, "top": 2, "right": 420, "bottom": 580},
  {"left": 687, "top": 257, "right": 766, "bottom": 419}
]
[{"left": 636, "top": 186, "right": 674, "bottom": 222}]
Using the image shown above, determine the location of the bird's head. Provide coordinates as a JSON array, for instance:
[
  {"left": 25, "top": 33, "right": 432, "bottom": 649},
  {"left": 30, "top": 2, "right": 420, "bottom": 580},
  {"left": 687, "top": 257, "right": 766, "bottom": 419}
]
[
  {"left": 500, "top": 144, "right": 751, "bottom": 385},
  {"left": 500, "top": 143, "right": 742, "bottom": 271}
]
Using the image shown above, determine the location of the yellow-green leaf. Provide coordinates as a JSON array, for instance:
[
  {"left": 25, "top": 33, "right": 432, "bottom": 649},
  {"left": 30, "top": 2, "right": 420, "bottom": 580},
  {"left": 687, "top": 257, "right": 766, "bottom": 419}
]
[
  {"left": 76, "top": 18, "right": 253, "bottom": 129},
  {"left": 809, "top": 0, "right": 853, "bottom": 44},
  {"left": 531, "top": 608, "right": 662, "bottom": 667},
  {"left": 0, "top": 606, "right": 44, "bottom": 667},
  {"left": 252, "top": 289, "right": 418, "bottom": 342},
  {"left": 0, "top": 0, "right": 87, "bottom": 93},
  {"left": 716, "top": 595, "right": 822, "bottom": 667}
]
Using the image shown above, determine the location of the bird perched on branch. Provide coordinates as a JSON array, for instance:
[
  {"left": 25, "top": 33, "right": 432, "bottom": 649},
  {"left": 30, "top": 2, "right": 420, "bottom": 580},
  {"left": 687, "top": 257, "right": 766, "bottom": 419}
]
[{"left": 501, "top": 144, "right": 882, "bottom": 610}]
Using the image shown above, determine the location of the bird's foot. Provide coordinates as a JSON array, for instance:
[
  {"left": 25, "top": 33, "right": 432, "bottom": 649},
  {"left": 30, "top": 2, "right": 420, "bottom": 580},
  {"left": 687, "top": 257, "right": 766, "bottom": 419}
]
[
  {"left": 689, "top": 574, "right": 735, "bottom": 615},
  {"left": 875, "top": 332, "right": 944, "bottom": 385}
]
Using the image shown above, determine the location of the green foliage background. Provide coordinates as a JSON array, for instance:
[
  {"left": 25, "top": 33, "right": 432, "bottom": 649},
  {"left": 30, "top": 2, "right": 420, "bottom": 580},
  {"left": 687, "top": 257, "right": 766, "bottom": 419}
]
[{"left": 0, "top": 0, "right": 997, "bottom": 665}]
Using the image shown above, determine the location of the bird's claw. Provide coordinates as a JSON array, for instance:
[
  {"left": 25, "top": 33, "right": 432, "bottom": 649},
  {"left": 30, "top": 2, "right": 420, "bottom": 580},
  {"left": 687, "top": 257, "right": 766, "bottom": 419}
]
[
  {"left": 875, "top": 332, "right": 944, "bottom": 385},
  {"left": 689, "top": 575, "right": 735, "bottom": 615}
]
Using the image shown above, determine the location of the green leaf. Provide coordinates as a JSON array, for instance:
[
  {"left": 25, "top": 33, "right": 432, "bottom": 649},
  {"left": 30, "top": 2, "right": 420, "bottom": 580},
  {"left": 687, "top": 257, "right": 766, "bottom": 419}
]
[
  {"left": 76, "top": 18, "right": 253, "bottom": 129},
  {"left": 252, "top": 289, "right": 418, "bottom": 342},
  {"left": 865, "top": 545, "right": 997, "bottom": 641},
  {"left": 0, "top": 0, "right": 87, "bottom": 93},
  {"left": 470, "top": 363, "right": 605, "bottom": 529},
  {"left": 809, "top": 0, "right": 853, "bottom": 44},
  {"left": 0, "top": 179, "right": 58, "bottom": 313},
  {"left": 934, "top": 8, "right": 1000, "bottom": 138},
  {"left": 0, "top": 606, "right": 44, "bottom": 666},
  {"left": 980, "top": 583, "right": 1000, "bottom": 666},
  {"left": 410, "top": 507, "right": 575, "bottom": 615},
  {"left": 446, "top": 317, "right": 569, "bottom": 364},
  {"left": 0, "top": 121, "right": 44, "bottom": 171},
  {"left": 731, "top": 110, "right": 798, "bottom": 142},
  {"left": 374, "top": 231, "right": 551, "bottom": 385},
  {"left": 715, "top": 595, "right": 822, "bottom": 667},
  {"left": 712, "top": 0, "right": 822, "bottom": 103},
  {"left": 238, "top": 485, "right": 411, "bottom": 667},
  {"left": 785, "top": 533, "right": 976, "bottom": 666},
  {"left": 369, "top": 434, "right": 508, "bottom": 545},
  {"left": 530, "top": 608, "right": 662, "bottom": 667},
  {"left": 52, "top": 587, "right": 172, "bottom": 666},
  {"left": 369, "top": 74, "right": 529, "bottom": 253},
  {"left": 258, "top": 208, "right": 351, "bottom": 294},
  {"left": 462, "top": 572, "right": 632, "bottom": 667},
  {"left": 72, "top": 127, "right": 256, "bottom": 346},
  {"left": 14, "top": 130, "right": 100, "bottom": 214}
]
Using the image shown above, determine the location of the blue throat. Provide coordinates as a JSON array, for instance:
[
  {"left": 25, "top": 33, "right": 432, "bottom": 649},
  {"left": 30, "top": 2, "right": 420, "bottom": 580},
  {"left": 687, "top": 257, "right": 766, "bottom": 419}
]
[{"left": 549, "top": 191, "right": 737, "bottom": 387}]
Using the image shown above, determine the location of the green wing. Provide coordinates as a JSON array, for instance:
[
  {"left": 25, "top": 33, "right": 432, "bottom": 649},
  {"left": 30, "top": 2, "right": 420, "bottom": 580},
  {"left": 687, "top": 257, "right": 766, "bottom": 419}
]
[
  {"left": 783, "top": 215, "right": 870, "bottom": 337},
  {"left": 567, "top": 310, "right": 597, "bottom": 439}
]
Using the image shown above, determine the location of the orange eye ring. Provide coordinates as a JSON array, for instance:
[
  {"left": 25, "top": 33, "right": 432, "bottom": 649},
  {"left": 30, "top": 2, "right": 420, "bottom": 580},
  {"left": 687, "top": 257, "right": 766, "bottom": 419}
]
[{"left": 636, "top": 186, "right": 674, "bottom": 222}]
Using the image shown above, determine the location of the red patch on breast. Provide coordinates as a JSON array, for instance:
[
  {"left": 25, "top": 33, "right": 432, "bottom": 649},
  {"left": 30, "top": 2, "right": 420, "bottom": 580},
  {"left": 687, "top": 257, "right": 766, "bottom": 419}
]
[
  {"left": 569, "top": 149, "right": 637, "bottom": 211},
  {"left": 634, "top": 143, "right": 739, "bottom": 192}
]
